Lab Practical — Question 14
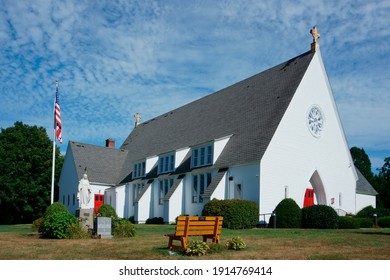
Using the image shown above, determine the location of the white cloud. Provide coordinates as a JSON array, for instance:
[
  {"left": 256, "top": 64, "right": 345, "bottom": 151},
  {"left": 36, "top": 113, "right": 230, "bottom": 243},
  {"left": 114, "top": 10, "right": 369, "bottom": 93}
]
[{"left": 0, "top": 0, "right": 389, "bottom": 165}]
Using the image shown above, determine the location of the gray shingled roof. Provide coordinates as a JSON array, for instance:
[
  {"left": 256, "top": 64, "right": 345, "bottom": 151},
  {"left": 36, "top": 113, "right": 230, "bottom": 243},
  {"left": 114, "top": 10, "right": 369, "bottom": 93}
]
[
  {"left": 117, "top": 51, "right": 315, "bottom": 183},
  {"left": 355, "top": 167, "right": 378, "bottom": 196},
  {"left": 69, "top": 141, "right": 128, "bottom": 184}
]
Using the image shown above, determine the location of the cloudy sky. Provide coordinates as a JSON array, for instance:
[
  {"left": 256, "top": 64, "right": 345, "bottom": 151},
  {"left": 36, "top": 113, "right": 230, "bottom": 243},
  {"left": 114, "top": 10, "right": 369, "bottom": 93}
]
[{"left": 1, "top": 0, "right": 389, "bottom": 172}]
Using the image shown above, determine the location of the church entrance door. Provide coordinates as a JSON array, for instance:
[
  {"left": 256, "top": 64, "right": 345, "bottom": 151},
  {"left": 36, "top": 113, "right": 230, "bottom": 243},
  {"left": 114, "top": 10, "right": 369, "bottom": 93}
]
[
  {"left": 303, "top": 188, "right": 314, "bottom": 207},
  {"left": 94, "top": 194, "right": 104, "bottom": 213}
]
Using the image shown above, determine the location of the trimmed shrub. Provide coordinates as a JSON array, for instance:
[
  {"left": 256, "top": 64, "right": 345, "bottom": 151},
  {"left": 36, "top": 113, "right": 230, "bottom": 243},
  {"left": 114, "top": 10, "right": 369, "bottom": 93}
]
[
  {"left": 338, "top": 216, "right": 360, "bottom": 229},
  {"left": 272, "top": 198, "right": 301, "bottom": 228},
  {"left": 355, "top": 206, "right": 375, "bottom": 218},
  {"left": 97, "top": 204, "right": 118, "bottom": 218},
  {"left": 356, "top": 206, "right": 390, "bottom": 218},
  {"left": 43, "top": 202, "right": 69, "bottom": 217},
  {"left": 354, "top": 217, "right": 374, "bottom": 228},
  {"left": 39, "top": 211, "right": 77, "bottom": 239},
  {"left": 112, "top": 218, "right": 136, "bottom": 238},
  {"left": 378, "top": 217, "right": 390, "bottom": 228},
  {"left": 202, "top": 199, "right": 259, "bottom": 229},
  {"left": 145, "top": 217, "right": 164, "bottom": 224},
  {"left": 301, "top": 205, "right": 339, "bottom": 229}
]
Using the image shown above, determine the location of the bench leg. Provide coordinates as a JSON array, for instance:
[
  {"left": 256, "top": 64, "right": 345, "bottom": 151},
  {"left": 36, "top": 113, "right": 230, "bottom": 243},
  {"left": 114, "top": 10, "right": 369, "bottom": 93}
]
[
  {"left": 181, "top": 237, "right": 187, "bottom": 250},
  {"left": 203, "top": 235, "right": 220, "bottom": 244}
]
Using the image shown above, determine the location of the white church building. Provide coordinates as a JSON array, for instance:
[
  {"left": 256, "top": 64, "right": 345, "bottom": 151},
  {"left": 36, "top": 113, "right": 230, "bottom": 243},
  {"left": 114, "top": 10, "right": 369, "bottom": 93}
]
[{"left": 59, "top": 29, "right": 377, "bottom": 224}]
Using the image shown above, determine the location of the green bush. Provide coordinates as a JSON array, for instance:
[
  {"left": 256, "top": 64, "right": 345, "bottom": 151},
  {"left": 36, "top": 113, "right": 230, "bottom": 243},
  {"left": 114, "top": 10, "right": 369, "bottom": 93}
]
[
  {"left": 185, "top": 241, "right": 209, "bottom": 256},
  {"left": 354, "top": 217, "right": 374, "bottom": 228},
  {"left": 112, "top": 218, "right": 136, "bottom": 238},
  {"left": 43, "top": 202, "right": 69, "bottom": 217},
  {"left": 145, "top": 217, "right": 164, "bottom": 224},
  {"left": 67, "top": 222, "right": 90, "bottom": 239},
  {"left": 378, "top": 217, "right": 390, "bottom": 228},
  {"left": 202, "top": 199, "right": 259, "bottom": 229},
  {"left": 301, "top": 205, "right": 339, "bottom": 229},
  {"left": 226, "top": 236, "right": 247, "bottom": 250},
  {"left": 338, "top": 216, "right": 360, "bottom": 229},
  {"left": 97, "top": 204, "right": 118, "bottom": 218},
  {"left": 39, "top": 211, "right": 77, "bottom": 239},
  {"left": 356, "top": 206, "right": 390, "bottom": 218},
  {"left": 272, "top": 198, "right": 301, "bottom": 228},
  {"left": 32, "top": 217, "right": 44, "bottom": 232}
]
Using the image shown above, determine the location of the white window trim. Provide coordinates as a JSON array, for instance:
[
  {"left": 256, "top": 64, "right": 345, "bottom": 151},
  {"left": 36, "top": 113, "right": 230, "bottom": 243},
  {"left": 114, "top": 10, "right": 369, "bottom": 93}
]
[
  {"left": 158, "top": 153, "right": 175, "bottom": 175},
  {"left": 133, "top": 160, "right": 146, "bottom": 179},
  {"left": 192, "top": 172, "right": 212, "bottom": 203},
  {"left": 191, "top": 144, "right": 214, "bottom": 169},
  {"left": 158, "top": 178, "right": 174, "bottom": 204}
]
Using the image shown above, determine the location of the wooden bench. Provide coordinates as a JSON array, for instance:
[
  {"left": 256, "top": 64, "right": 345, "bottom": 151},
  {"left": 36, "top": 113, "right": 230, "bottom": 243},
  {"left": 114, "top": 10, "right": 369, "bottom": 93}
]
[{"left": 165, "top": 216, "right": 223, "bottom": 251}]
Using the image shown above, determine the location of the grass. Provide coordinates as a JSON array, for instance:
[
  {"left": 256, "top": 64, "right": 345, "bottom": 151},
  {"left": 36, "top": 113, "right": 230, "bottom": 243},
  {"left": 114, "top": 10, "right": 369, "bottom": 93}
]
[{"left": 0, "top": 224, "right": 389, "bottom": 260}]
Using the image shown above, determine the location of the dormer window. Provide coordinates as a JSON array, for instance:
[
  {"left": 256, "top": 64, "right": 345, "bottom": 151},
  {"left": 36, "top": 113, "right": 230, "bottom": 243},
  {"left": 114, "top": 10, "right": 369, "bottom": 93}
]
[
  {"left": 133, "top": 161, "right": 146, "bottom": 179},
  {"left": 158, "top": 153, "right": 175, "bottom": 174},
  {"left": 192, "top": 144, "right": 213, "bottom": 168}
]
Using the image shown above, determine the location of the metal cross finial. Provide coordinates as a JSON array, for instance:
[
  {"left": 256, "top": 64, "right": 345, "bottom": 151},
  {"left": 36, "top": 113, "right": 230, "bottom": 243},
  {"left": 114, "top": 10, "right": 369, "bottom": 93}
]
[
  {"left": 134, "top": 113, "right": 141, "bottom": 127},
  {"left": 310, "top": 26, "right": 320, "bottom": 43}
]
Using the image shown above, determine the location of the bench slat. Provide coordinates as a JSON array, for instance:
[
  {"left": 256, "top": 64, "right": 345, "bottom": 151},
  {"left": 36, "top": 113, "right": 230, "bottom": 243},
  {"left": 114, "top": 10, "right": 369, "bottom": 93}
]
[{"left": 166, "top": 216, "right": 223, "bottom": 250}]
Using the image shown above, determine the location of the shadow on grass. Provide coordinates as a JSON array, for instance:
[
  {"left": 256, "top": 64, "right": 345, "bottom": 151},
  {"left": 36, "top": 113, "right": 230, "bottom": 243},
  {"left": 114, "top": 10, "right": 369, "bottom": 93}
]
[{"left": 354, "top": 230, "right": 390, "bottom": 236}]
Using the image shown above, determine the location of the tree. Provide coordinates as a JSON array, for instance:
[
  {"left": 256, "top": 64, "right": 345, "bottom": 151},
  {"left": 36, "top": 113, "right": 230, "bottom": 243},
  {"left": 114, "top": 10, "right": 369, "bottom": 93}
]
[
  {"left": 0, "top": 122, "right": 63, "bottom": 224},
  {"left": 350, "top": 147, "right": 374, "bottom": 183},
  {"left": 377, "top": 157, "right": 390, "bottom": 208}
]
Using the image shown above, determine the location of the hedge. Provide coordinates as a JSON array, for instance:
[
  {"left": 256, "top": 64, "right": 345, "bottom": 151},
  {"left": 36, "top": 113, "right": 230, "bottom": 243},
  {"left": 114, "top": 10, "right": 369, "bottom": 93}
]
[
  {"left": 202, "top": 199, "right": 259, "bottom": 229},
  {"left": 338, "top": 216, "right": 360, "bottom": 229},
  {"left": 301, "top": 205, "right": 339, "bottom": 229},
  {"left": 272, "top": 198, "right": 301, "bottom": 228},
  {"left": 378, "top": 217, "right": 390, "bottom": 228}
]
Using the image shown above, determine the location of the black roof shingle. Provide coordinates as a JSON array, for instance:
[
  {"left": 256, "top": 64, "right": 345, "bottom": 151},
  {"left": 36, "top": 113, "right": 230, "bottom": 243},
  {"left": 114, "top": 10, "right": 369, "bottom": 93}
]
[{"left": 117, "top": 51, "right": 316, "bottom": 183}]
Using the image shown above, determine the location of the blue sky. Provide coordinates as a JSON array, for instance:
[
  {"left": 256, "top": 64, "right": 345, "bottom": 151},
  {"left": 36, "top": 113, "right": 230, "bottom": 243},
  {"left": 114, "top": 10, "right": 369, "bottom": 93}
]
[{"left": 0, "top": 0, "right": 389, "bottom": 173}]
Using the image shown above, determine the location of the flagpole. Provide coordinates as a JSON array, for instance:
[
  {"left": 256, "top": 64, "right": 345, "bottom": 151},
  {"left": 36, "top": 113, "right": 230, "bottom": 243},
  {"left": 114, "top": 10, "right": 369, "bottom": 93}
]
[{"left": 50, "top": 80, "right": 59, "bottom": 204}]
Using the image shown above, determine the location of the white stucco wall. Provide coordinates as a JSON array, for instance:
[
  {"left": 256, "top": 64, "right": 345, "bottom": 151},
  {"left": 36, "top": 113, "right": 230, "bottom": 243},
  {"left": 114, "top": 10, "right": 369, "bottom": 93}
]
[
  {"left": 226, "top": 164, "right": 260, "bottom": 202},
  {"left": 356, "top": 194, "right": 376, "bottom": 213},
  {"left": 135, "top": 185, "right": 152, "bottom": 223},
  {"left": 59, "top": 146, "right": 111, "bottom": 215},
  {"left": 166, "top": 181, "right": 183, "bottom": 223},
  {"left": 260, "top": 50, "right": 358, "bottom": 215}
]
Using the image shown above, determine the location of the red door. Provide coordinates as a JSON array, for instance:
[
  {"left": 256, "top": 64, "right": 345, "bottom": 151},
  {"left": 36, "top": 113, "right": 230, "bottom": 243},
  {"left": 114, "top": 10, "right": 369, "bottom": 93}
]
[
  {"left": 303, "top": 188, "right": 314, "bottom": 208},
  {"left": 94, "top": 194, "right": 104, "bottom": 213}
]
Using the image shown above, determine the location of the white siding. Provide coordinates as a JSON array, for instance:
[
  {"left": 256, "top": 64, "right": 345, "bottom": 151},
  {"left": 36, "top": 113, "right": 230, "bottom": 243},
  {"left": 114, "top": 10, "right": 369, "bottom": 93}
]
[
  {"left": 166, "top": 180, "right": 183, "bottom": 223},
  {"left": 213, "top": 135, "right": 231, "bottom": 164},
  {"left": 356, "top": 194, "right": 376, "bottom": 213},
  {"left": 226, "top": 164, "right": 260, "bottom": 203},
  {"left": 59, "top": 146, "right": 111, "bottom": 215},
  {"left": 260, "top": 51, "right": 357, "bottom": 215},
  {"left": 135, "top": 185, "right": 152, "bottom": 223}
]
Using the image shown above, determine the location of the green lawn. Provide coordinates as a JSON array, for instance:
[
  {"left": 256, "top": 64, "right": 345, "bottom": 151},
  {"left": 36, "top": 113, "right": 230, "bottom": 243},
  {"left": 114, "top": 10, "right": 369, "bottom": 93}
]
[{"left": 0, "top": 224, "right": 389, "bottom": 260}]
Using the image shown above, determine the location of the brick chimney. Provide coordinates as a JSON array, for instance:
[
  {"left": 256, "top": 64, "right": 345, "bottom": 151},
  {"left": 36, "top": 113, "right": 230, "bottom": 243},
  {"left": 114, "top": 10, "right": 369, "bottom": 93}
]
[{"left": 105, "top": 138, "right": 115, "bottom": 148}]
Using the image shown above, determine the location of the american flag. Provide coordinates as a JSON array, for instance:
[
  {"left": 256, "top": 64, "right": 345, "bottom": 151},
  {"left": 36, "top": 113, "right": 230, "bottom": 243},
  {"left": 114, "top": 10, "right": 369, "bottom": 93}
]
[{"left": 54, "top": 81, "right": 62, "bottom": 144}]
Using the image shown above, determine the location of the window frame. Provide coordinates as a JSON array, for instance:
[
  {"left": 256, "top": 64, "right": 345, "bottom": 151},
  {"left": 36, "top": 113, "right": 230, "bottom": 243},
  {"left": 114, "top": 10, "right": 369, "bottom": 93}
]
[
  {"left": 191, "top": 144, "right": 213, "bottom": 168},
  {"left": 133, "top": 160, "right": 146, "bottom": 179},
  {"left": 158, "top": 153, "right": 175, "bottom": 175},
  {"left": 192, "top": 172, "right": 212, "bottom": 203}
]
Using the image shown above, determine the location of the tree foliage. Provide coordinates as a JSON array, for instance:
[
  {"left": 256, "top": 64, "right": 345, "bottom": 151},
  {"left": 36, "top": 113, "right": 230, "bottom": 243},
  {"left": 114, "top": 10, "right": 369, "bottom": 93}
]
[
  {"left": 0, "top": 122, "right": 63, "bottom": 224},
  {"left": 377, "top": 157, "right": 390, "bottom": 208},
  {"left": 350, "top": 147, "right": 374, "bottom": 183},
  {"left": 350, "top": 147, "right": 390, "bottom": 208}
]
